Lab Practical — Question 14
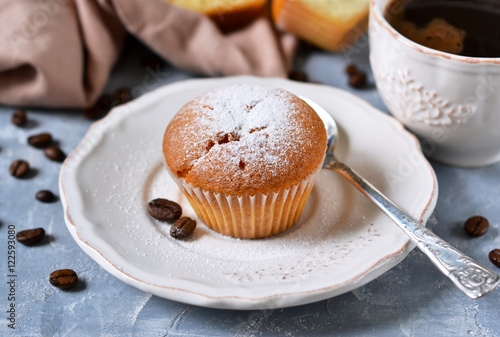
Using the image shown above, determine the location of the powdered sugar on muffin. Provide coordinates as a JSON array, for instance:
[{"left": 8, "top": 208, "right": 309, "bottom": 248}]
[{"left": 163, "top": 84, "right": 326, "bottom": 196}]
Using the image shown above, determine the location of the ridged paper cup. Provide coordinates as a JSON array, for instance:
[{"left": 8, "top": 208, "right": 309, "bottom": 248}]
[{"left": 168, "top": 162, "right": 323, "bottom": 239}]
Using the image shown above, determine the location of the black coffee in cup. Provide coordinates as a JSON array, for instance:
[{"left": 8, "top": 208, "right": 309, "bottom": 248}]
[{"left": 385, "top": 0, "right": 500, "bottom": 57}]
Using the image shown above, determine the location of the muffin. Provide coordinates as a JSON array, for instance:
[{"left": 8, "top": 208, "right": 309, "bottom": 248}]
[{"left": 163, "top": 84, "right": 327, "bottom": 239}]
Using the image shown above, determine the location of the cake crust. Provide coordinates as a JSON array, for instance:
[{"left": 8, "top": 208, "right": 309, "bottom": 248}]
[{"left": 166, "top": 0, "right": 266, "bottom": 31}]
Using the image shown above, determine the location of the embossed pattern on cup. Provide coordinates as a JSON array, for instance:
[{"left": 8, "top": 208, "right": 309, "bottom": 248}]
[{"left": 369, "top": 0, "right": 500, "bottom": 167}]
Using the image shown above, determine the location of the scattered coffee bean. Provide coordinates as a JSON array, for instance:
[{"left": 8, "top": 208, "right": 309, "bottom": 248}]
[
  {"left": 16, "top": 228, "right": 45, "bottom": 246},
  {"left": 464, "top": 216, "right": 489, "bottom": 237},
  {"left": 170, "top": 217, "right": 196, "bottom": 239},
  {"left": 9, "top": 160, "right": 30, "bottom": 178},
  {"left": 349, "top": 72, "right": 367, "bottom": 88},
  {"left": 49, "top": 269, "right": 78, "bottom": 289},
  {"left": 147, "top": 198, "right": 182, "bottom": 222},
  {"left": 11, "top": 109, "right": 27, "bottom": 127},
  {"left": 28, "top": 132, "right": 52, "bottom": 148},
  {"left": 345, "top": 64, "right": 358, "bottom": 76},
  {"left": 36, "top": 190, "right": 56, "bottom": 203},
  {"left": 97, "top": 94, "right": 112, "bottom": 111},
  {"left": 84, "top": 104, "right": 102, "bottom": 120},
  {"left": 84, "top": 94, "right": 113, "bottom": 120},
  {"left": 289, "top": 71, "right": 308, "bottom": 82},
  {"left": 489, "top": 249, "right": 500, "bottom": 268},
  {"left": 115, "top": 87, "right": 132, "bottom": 105},
  {"left": 345, "top": 63, "right": 368, "bottom": 89},
  {"left": 44, "top": 146, "right": 66, "bottom": 162}
]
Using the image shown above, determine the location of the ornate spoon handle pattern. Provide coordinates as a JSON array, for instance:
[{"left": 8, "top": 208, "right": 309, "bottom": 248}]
[{"left": 325, "top": 158, "right": 500, "bottom": 299}]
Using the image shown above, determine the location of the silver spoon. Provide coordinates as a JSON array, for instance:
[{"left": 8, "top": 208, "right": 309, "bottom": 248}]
[{"left": 303, "top": 97, "right": 500, "bottom": 299}]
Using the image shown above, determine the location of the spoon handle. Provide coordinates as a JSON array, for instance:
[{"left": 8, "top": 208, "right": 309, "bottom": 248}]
[{"left": 326, "top": 160, "right": 500, "bottom": 299}]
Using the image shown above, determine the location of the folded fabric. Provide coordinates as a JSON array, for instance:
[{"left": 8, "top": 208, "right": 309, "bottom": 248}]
[{"left": 0, "top": 0, "right": 296, "bottom": 108}]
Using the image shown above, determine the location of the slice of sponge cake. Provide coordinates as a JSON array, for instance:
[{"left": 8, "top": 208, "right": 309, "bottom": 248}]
[
  {"left": 166, "top": 0, "right": 267, "bottom": 31},
  {"left": 272, "top": 0, "right": 369, "bottom": 51}
]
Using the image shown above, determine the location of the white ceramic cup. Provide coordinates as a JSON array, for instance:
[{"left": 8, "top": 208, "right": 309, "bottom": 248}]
[{"left": 369, "top": 0, "right": 500, "bottom": 167}]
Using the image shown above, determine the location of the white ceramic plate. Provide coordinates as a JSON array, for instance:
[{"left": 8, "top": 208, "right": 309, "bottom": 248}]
[{"left": 60, "top": 76, "right": 438, "bottom": 310}]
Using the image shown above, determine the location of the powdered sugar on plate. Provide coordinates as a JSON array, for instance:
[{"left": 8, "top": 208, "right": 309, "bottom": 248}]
[{"left": 61, "top": 76, "right": 437, "bottom": 309}]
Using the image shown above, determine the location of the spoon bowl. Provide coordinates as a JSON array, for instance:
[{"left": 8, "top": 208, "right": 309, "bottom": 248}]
[{"left": 301, "top": 96, "right": 500, "bottom": 299}]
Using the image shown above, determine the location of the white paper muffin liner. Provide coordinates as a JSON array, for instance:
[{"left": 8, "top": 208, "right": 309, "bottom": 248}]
[{"left": 168, "top": 162, "right": 323, "bottom": 239}]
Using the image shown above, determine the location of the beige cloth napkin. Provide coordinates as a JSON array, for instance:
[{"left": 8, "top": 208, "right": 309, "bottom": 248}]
[{"left": 0, "top": 0, "right": 296, "bottom": 108}]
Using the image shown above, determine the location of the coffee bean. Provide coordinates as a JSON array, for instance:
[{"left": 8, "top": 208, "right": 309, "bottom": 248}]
[
  {"left": 147, "top": 198, "right": 182, "bottom": 222},
  {"left": 489, "top": 249, "right": 500, "bottom": 268},
  {"left": 49, "top": 269, "right": 78, "bottom": 289},
  {"left": 115, "top": 87, "right": 132, "bottom": 105},
  {"left": 345, "top": 64, "right": 358, "bottom": 76},
  {"left": 44, "top": 146, "right": 66, "bottom": 162},
  {"left": 84, "top": 104, "right": 102, "bottom": 120},
  {"left": 170, "top": 217, "right": 196, "bottom": 239},
  {"left": 85, "top": 94, "right": 113, "bottom": 120},
  {"left": 9, "top": 160, "right": 30, "bottom": 178},
  {"left": 36, "top": 190, "right": 56, "bottom": 203},
  {"left": 349, "top": 72, "right": 367, "bottom": 88},
  {"left": 289, "top": 71, "right": 308, "bottom": 82},
  {"left": 464, "top": 216, "right": 489, "bottom": 237},
  {"left": 28, "top": 132, "right": 52, "bottom": 148},
  {"left": 97, "top": 94, "right": 112, "bottom": 111},
  {"left": 11, "top": 109, "right": 27, "bottom": 127},
  {"left": 16, "top": 228, "right": 45, "bottom": 246}
]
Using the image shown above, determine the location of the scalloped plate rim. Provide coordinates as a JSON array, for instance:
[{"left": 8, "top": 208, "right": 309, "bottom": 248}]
[{"left": 59, "top": 76, "right": 438, "bottom": 309}]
